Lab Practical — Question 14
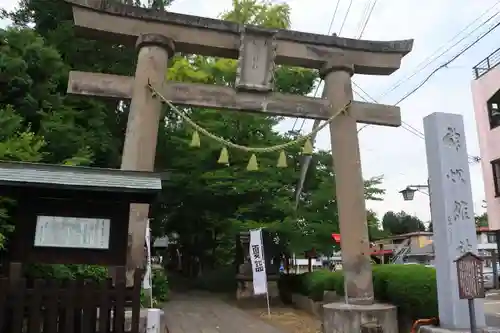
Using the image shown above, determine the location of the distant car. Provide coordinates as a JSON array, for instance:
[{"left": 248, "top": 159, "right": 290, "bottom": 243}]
[
  {"left": 482, "top": 264, "right": 500, "bottom": 289},
  {"left": 484, "top": 268, "right": 494, "bottom": 289}
]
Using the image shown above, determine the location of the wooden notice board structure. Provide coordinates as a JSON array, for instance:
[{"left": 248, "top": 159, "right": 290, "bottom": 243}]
[
  {"left": 0, "top": 161, "right": 163, "bottom": 333},
  {"left": 455, "top": 252, "right": 485, "bottom": 331},
  {"left": 64, "top": 0, "right": 413, "bottom": 304}
]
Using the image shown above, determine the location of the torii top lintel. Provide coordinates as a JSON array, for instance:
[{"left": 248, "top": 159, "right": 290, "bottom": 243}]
[{"left": 66, "top": 0, "right": 413, "bottom": 75}]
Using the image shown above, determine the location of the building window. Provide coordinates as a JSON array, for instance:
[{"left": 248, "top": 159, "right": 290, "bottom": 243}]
[
  {"left": 492, "top": 159, "right": 500, "bottom": 197},
  {"left": 488, "top": 233, "right": 497, "bottom": 244},
  {"left": 488, "top": 101, "right": 500, "bottom": 129}
]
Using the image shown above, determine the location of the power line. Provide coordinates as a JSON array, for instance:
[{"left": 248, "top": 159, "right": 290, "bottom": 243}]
[
  {"left": 394, "top": 17, "right": 500, "bottom": 106},
  {"left": 327, "top": 0, "right": 341, "bottom": 35},
  {"left": 353, "top": 85, "right": 479, "bottom": 163},
  {"left": 380, "top": 4, "right": 500, "bottom": 100},
  {"left": 338, "top": 0, "right": 353, "bottom": 36},
  {"left": 354, "top": 0, "right": 371, "bottom": 39},
  {"left": 357, "top": 0, "right": 378, "bottom": 39},
  {"left": 355, "top": 10, "right": 500, "bottom": 144},
  {"left": 352, "top": 80, "right": 481, "bottom": 163},
  {"left": 290, "top": 1, "right": 341, "bottom": 134}
]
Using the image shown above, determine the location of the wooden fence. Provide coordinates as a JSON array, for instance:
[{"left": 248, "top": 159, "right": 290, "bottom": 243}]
[{"left": 0, "top": 268, "right": 143, "bottom": 333}]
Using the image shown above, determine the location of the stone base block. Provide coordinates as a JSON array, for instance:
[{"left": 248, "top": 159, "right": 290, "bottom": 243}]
[
  {"left": 292, "top": 293, "right": 323, "bottom": 317},
  {"left": 322, "top": 302, "right": 397, "bottom": 333},
  {"left": 418, "top": 325, "right": 500, "bottom": 333},
  {"left": 236, "top": 281, "right": 278, "bottom": 300}
]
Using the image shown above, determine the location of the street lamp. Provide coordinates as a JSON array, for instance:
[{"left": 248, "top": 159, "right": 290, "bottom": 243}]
[{"left": 399, "top": 184, "right": 429, "bottom": 201}]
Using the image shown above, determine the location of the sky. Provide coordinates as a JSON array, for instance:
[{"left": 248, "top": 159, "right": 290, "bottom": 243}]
[{"left": 1, "top": 0, "right": 500, "bottom": 223}]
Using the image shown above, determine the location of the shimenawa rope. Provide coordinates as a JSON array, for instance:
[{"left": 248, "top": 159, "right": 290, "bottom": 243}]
[{"left": 147, "top": 83, "right": 352, "bottom": 154}]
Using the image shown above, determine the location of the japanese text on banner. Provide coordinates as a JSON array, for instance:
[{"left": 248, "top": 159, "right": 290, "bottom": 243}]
[{"left": 249, "top": 229, "right": 268, "bottom": 295}]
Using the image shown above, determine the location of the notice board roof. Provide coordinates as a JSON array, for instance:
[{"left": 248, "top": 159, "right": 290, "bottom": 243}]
[{"left": 0, "top": 161, "right": 165, "bottom": 194}]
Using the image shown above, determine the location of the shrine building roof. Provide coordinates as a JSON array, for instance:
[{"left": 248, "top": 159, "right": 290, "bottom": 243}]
[{"left": 0, "top": 161, "right": 165, "bottom": 194}]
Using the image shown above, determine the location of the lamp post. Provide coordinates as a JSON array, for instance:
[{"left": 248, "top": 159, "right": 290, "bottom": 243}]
[
  {"left": 399, "top": 184, "right": 429, "bottom": 201},
  {"left": 399, "top": 180, "right": 432, "bottom": 231}
]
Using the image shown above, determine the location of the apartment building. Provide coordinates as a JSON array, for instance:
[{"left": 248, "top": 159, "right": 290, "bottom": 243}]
[{"left": 471, "top": 49, "right": 500, "bottom": 230}]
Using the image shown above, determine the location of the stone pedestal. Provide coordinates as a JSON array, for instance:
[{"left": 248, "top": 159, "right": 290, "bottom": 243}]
[
  {"left": 322, "top": 302, "right": 397, "bottom": 333},
  {"left": 418, "top": 325, "right": 500, "bottom": 333},
  {"left": 236, "top": 280, "right": 278, "bottom": 300}
]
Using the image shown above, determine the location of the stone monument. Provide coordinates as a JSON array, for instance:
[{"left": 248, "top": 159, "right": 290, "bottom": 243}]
[
  {"left": 235, "top": 231, "right": 281, "bottom": 300},
  {"left": 423, "top": 112, "right": 486, "bottom": 330}
]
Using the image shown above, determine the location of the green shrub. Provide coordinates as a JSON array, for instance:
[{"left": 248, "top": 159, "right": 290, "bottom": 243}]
[
  {"left": 279, "top": 265, "right": 438, "bottom": 321},
  {"left": 152, "top": 268, "right": 169, "bottom": 302},
  {"left": 384, "top": 265, "right": 437, "bottom": 319},
  {"left": 372, "top": 264, "right": 397, "bottom": 302},
  {"left": 24, "top": 264, "right": 107, "bottom": 282},
  {"left": 141, "top": 269, "right": 170, "bottom": 308}
]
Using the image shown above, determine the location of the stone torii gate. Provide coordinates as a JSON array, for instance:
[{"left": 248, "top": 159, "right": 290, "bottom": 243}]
[{"left": 65, "top": 0, "right": 412, "bottom": 310}]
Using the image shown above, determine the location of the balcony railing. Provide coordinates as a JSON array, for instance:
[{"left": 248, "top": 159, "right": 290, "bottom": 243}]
[{"left": 473, "top": 47, "right": 500, "bottom": 79}]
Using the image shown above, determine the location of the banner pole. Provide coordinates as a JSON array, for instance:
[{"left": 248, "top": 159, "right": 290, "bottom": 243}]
[{"left": 259, "top": 228, "right": 271, "bottom": 317}]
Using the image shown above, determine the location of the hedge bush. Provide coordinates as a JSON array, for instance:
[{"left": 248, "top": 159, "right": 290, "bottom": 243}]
[
  {"left": 141, "top": 268, "right": 170, "bottom": 308},
  {"left": 151, "top": 268, "right": 170, "bottom": 303},
  {"left": 279, "top": 264, "right": 438, "bottom": 320},
  {"left": 24, "top": 264, "right": 108, "bottom": 282}
]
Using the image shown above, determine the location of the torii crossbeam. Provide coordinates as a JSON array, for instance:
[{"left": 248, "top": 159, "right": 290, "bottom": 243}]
[{"left": 65, "top": 0, "right": 413, "bottom": 308}]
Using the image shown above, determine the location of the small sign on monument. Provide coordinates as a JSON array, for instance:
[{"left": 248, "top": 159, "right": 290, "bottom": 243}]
[
  {"left": 455, "top": 252, "right": 485, "bottom": 332},
  {"left": 455, "top": 252, "right": 485, "bottom": 299}
]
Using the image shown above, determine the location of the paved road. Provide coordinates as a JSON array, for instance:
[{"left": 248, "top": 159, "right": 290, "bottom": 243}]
[
  {"left": 164, "top": 292, "right": 285, "bottom": 333},
  {"left": 485, "top": 291, "right": 500, "bottom": 327}
]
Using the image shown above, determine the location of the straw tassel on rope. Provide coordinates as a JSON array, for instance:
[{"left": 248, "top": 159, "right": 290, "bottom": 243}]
[
  {"left": 302, "top": 139, "right": 313, "bottom": 155},
  {"left": 218, "top": 147, "right": 229, "bottom": 165},
  {"left": 190, "top": 130, "right": 201, "bottom": 148},
  {"left": 146, "top": 82, "right": 353, "bottom": 170},
  {"left": 277, "top": 150, "right": 287, "bottom": 168},
  {"left": 247, "top": 154, "right": 259, "bottom": 171}
]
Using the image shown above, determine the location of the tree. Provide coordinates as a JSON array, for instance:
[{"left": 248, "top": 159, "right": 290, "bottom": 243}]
[
  {"left": 382, "top": 211, "right": 426, "bottom": 235},
  {"left": 0, "top": 106, "right": 46, "bottom": 249},
  {"left": 475, "top": 212, "right": 488, "bottom": 228},
  {"left": 367, "top": 210, "right": 390, "bottom": 240},
  {"left": 2, "top": 0, "right": 387, "bottom": 277},
  {"left": 151, "top": 0, "right": 320, "bottom": 273}
]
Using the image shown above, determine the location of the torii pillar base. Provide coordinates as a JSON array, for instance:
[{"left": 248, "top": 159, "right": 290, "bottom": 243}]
[{"left": 322, "top": 302, "right": 397, "bottom": 333}]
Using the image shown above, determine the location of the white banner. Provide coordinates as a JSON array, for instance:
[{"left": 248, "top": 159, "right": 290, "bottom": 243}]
[
  {"left": 249, "top": 229, "right": 268, "bottom": 295},
  {"left": 143, "top": 220, "right": 152, "bottom": 290}
]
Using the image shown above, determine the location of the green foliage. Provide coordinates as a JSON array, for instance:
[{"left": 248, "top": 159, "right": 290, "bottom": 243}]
[
  {"left": 367, "top": 210, "right": 390, "bottom": 241},
  {"left": 279, "top": 265, "right": 438, "bottom": 320},
  {"left": 475, "top": 212, "right": 488, "bottom": 227},
  {"left": 141, "top": 268, "right": 170, "bottom": 307},
  {"left": 1, "top": 0, "right": 388, "bottom": 282},
  {"left": 24, "top": 264, "right": 107, "bottom": 281},
  {"left": 0, "top": 106, "right": 46, "bottom": 162},
  {"left": 382, "top": 211, "right": 426, "bottom": 235},
  {"left": 152, "top": 268, "right": 170, "bottom": 303},
  {"left": 220, "top": 0, "right": 291, "bottom": 29}
]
